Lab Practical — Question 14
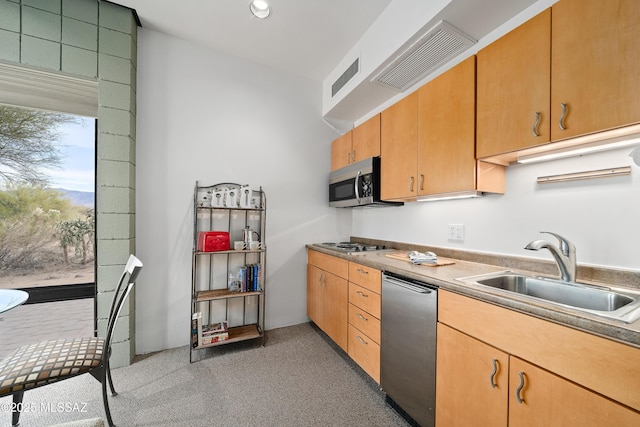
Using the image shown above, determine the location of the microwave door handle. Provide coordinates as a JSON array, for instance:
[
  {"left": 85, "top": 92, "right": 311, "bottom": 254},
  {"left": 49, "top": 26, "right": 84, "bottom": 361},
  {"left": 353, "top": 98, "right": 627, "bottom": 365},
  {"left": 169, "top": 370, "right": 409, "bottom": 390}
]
[{"left": 355, "top": 170, "right": 361, "bottom": 203}]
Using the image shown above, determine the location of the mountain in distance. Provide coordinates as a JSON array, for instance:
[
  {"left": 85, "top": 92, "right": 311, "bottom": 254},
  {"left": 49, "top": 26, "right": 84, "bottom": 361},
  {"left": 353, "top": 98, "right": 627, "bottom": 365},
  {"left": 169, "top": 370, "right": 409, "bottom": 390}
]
[{"left": 53, "top": 188, "right": 95, "bottom": 207}]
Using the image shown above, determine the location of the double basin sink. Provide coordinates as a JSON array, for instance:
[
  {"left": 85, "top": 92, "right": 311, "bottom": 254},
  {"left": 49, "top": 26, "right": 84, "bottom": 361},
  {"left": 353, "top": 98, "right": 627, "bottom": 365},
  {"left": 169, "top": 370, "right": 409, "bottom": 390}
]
[{"left": 456, "top": 271, "right": 640, "bottom": 323}]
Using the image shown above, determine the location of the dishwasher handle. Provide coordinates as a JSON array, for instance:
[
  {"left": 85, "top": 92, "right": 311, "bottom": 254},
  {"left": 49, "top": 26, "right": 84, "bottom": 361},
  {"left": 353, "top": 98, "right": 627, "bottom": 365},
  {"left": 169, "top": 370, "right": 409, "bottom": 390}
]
[{"left": 383, "top": 275, "right": 434, "bottom": 294}]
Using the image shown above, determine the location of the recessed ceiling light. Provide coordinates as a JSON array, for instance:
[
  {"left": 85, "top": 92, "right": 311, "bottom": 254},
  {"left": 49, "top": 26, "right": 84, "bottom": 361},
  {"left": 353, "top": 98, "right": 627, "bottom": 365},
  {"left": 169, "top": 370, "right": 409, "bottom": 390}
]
[{"left": 250, "top": 0, "right": 271, "bottom": 19}]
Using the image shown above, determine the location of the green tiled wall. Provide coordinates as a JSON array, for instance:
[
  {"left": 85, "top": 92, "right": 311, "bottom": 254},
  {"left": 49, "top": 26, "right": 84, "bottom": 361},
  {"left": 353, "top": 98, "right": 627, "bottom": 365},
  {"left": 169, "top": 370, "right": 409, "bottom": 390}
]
[{"left": 0, "top": 0, "right": 138, "bottom": 367}]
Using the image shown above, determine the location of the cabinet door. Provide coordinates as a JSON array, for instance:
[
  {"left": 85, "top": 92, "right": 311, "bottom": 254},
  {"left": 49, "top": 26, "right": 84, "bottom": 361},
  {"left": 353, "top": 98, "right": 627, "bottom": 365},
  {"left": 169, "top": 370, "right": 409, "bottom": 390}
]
[
  {"left": 306, "top": 264, "right": 323, "bottom": 326},
  {"left": 418, "top": 56, "right": 476, "bottom": 195},
  {"left": 348, "top": 323, "right": 380, "bottom": 383},
  {"left": 381, "top": 91, "right": 418, "bottom": 201},
  {"left": 352, "top": 113, "right": 381, "bottom": 163},
  {"left": 436, "top": 323, "right": 509, "bottom": 427},
  {"left": 323, "top": 271, "right": 348, "bottom": 351},
  {"left": 331, "top": 131, "right": 353, "bottom": 171},
  {"left": 551, "top": 0, "right": 640, "bottom": 140},
  {"left": 509, "top": 357, "right": 640, "bottom": 427},
  {"left": 476, "top": 9, "right": 551, "bottom": 159}
]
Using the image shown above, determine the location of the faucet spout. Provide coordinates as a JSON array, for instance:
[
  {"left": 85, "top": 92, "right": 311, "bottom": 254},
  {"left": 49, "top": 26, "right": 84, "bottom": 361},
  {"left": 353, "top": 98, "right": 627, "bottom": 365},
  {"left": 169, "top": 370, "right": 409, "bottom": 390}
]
[{"left": 524, "top": 232, "right": 576, "bottom": 282}]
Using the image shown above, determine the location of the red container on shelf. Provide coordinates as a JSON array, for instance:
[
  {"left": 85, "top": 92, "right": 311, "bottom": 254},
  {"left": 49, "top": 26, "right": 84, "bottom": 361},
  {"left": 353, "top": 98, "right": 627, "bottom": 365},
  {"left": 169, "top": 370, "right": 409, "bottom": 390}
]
[{"left": 197, "top": 231, "right": 230, "bottom": 252}]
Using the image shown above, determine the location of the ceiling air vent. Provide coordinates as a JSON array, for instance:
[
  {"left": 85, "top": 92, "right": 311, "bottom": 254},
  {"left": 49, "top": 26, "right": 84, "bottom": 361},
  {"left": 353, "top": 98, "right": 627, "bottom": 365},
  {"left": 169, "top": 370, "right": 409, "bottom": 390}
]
[
  {"left": 332, "top": 57, "right": 359, "bottom": 97},
  {"left": 372, "top": 21, "right": 476, "bottom": 91}
]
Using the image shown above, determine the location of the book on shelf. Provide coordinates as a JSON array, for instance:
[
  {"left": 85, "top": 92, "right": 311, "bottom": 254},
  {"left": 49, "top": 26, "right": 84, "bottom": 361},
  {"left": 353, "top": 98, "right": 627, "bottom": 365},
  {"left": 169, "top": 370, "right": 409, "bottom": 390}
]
[
  {"left": 201, "top": 331, "right": 229, "bottom": 345},
  {"left": 202, "top": 320, "right": 228, "bottom": 335},
  {"left": 236, "top": 263, "right": 262, "bottom": 292},
  {"left": 192, "top": 312, "right": 203, "bottom": 348}
]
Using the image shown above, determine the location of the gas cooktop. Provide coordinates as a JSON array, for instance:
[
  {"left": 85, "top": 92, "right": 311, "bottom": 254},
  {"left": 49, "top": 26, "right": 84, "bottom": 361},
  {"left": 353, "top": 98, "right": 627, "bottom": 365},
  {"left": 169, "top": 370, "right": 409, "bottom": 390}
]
[{"left": 315, "top": 242, "right": 389, "bottom": 254}]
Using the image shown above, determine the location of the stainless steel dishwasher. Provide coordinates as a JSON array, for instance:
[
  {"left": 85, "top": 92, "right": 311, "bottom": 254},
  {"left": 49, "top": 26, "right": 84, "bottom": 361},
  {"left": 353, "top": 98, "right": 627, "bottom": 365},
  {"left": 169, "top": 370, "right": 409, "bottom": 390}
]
[{"left": 381, "top": 272, "right": 438, "bottom": 427}]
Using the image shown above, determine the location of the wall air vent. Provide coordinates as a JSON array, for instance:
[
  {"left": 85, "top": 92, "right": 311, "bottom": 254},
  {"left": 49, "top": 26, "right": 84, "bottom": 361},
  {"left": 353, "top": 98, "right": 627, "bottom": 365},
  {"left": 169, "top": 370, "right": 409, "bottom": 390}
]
[
  {"left": 372, "top": 21, "right": 476, "bottom": 91},
  {"left": 332, "top": 57, "right": 359, "bottom": 97}
]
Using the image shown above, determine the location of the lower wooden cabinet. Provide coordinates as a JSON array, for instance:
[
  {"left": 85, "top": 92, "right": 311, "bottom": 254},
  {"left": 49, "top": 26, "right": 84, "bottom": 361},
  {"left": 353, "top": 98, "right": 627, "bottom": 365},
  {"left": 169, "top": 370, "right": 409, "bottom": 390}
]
[
  {"left": 307, "top": 251, "right": 382, "bottom": 382},
  {"left": 347, "top": 262, "right": 382, "bottom": 383},
  {"left": 348, "top": 323, "right": 380, "bottom": 383},
  {"left": 436, "top": 323, "right": 508, "bottom": 427},
  {"left": 508, "top": 357, "right": 639, "bottom": 427},
  {"left": 437, "top": 290, "right": 640, "bottom": 426},
  {"left": 307, "top": 251, "right": 348, "bottom": 351}
]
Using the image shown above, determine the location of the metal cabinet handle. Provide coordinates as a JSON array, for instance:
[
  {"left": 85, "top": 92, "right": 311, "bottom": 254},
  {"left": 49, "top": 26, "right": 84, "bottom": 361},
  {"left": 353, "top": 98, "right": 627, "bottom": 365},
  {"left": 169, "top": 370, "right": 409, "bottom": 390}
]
[
  {"left": 516, "top": 371, "right": 526, "bottom": 404},
  {"left": 409, "top": 176, "right": 414, "bottom": 192},
  {"left": 356, "top": 268, "right": 368, "bottom": 275},
  {"left": 419, "top": 174, "right": 424, "bottom": 191},
  {"left": 356, "top": 335, "right": 368, "bottom": 345},
  {"left": 356, "top": 313, "right": 368, "bottom": 321},
  {"left": 352, "top": 150, "right": 356, "bottom": 163},
  {"left": 356, "top": 290, "right": 368, "bottom": 298},
  {"left": 559, "top": 103, "right": 568, "bottom": 130},
  {"left": 532, "top": 112, "right": 541, "bottom": 137},
  {"left": 319, "top": 273, "right": 326, "bottom": 287},
  {"left": 489, "top": 359, "right": 499, "bottom": 388},
  {"left": 347, "top": 151, "right": 351, "bottom": 164}
]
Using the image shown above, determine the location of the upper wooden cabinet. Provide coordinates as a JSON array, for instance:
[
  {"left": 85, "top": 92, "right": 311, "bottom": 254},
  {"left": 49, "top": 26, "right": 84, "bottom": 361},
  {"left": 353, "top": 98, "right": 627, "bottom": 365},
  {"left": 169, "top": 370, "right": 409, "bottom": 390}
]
[
  {"left": 380, "top": 92, "right": 418, "bottom": 201},
  {"left": 352, "top": 114, "right": 381, "bottom": 162},
  {"left": 476, "top": 9, "right": 551, "bottom": 160},
  {"left": 418, "top": 56, "right": 504, "bottom": 196},
  {"left": 477, "top": 0, "right": 640, "bottom": 162},
  {"left": 551, "top": 0, "right": 640, "bottom": 141},
  {"left": 331, "top": 114, "right": 381, "bottom": 171},
  {"left": 331, "top": 131, "right": 353, "bottom": 171}
]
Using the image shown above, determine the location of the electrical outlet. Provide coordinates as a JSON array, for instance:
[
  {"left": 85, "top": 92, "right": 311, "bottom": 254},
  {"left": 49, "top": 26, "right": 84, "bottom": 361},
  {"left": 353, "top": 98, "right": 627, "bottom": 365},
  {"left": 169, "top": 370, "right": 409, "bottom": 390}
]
[{"left": 447, "top": 224, "right": 465, "bottom": 241}]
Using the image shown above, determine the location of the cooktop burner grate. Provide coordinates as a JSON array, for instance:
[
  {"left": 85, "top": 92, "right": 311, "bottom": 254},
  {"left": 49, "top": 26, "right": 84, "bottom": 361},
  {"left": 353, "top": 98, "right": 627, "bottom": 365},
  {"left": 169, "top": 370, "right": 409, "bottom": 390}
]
[{"left": 315, "top": 242, "right": 388, "bottom": 253}]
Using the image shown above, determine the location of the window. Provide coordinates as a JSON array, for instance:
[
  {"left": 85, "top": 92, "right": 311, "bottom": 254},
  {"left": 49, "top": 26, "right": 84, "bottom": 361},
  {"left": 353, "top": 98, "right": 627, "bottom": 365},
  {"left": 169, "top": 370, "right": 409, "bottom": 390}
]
[{"left": 0, "top": 105, "right": 96, "bottom": 298}]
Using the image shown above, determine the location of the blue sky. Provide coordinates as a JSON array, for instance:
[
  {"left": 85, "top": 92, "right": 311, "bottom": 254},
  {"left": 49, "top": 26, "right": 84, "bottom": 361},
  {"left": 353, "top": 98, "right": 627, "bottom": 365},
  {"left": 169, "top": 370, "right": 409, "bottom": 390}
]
[{"left": 44, "top": 115, "right": 95, "bottom": 193}]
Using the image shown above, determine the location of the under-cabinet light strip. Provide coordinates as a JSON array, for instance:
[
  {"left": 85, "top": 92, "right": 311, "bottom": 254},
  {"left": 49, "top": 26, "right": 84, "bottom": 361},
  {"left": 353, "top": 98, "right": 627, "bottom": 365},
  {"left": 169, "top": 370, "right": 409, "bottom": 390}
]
[{"left": 536, "top": 166, "right": 631, "bottom": 184}]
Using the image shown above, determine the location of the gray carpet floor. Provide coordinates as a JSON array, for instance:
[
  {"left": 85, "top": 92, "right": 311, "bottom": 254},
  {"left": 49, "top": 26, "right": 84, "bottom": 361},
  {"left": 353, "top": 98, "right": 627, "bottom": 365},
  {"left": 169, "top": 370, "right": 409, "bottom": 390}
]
[{"left": 0, "top": 323, "right": 410, "bottom": 426}]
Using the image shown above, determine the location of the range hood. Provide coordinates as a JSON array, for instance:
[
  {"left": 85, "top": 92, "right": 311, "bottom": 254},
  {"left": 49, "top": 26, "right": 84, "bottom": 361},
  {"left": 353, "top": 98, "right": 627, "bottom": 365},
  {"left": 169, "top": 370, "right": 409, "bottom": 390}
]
[{"left": 322, "top": 0, "right": 541, "bottom": 125}]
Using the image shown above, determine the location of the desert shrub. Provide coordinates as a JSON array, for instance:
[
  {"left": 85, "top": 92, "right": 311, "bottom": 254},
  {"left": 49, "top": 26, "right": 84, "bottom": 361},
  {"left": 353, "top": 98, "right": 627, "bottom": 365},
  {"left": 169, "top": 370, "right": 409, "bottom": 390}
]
[{"left": 0, "top": 185, "right": 91, "bottom": 271}]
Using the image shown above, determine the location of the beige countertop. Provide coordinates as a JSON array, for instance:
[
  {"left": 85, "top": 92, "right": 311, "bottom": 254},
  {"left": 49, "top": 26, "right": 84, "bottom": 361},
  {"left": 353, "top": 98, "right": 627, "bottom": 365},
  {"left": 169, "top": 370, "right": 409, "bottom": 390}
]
[{"left": 307, "top": 242, "right": 640, "bottom": 348}]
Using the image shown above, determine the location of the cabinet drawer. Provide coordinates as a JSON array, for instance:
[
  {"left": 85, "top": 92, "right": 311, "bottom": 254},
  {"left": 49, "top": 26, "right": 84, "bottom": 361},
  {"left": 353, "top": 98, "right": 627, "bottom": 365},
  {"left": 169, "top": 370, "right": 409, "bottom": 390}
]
[
  {"left": 349, "top": 283, "right": 381, "bottom": 318},
  {"left": 348, "top": 303, "right": 381, "bottom": 344},
  {"left": 308, "top": 250, "right": 348, "bottom": 279},
  {"left": 439, "top": 290, "right": 640, "bottom": 412},
  {"left": 348, "top": 323, "right": 380, "bottom": 383},
  {"left": 348, "top": 262, "right": 381, "bottom": 293}
]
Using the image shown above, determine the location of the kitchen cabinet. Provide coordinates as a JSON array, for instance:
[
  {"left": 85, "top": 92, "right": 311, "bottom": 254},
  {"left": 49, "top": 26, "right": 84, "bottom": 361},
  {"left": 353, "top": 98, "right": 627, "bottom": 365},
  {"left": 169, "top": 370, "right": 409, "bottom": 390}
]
[
  {"left": 508, "top": 357, "right": 639, "bottom": 427},
  {"left": 331, "top": 131, "right": 353, "bottom": 171},
  {"left": 347, "top": 262, "right": 381, "bottom": 383},
  {"left": 477, "top": 0, "right": 640, "bottom": 162},
  {"left": 476, "top": 9, "right": 551, "bottom": 160},
  {"left": 418, "top": 56, "right": 505, "bottom": 196},
  {"left": 551, "top": 0, "right": 640, "bottom": 141},
  {"left": 380, "top": 92, "right": 418, "bottom": 201},
  {"left": 190, "top": 182, "right": 266, "bottom": 362},
  {"left": 436, "top": 323, "right": 508, "bottom": 427},
  {"left": 436, "top": 290, "right": 640, "bottom": 426},
  {"left": 307, "top": 250, "right": 348, "bottom": 351},
  {"left": 331, "top": 114, "right": 381, "bottom": 171}
]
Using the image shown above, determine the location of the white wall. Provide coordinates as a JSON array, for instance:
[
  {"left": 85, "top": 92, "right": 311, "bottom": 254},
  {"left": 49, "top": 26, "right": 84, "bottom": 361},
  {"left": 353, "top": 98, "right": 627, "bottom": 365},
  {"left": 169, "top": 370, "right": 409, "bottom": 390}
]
[
  {"left": 134, "top": 29, "right": 345, "bottom": 354},
  {"left": 352, "top": 147, "right": 640, "bottom": 270}
]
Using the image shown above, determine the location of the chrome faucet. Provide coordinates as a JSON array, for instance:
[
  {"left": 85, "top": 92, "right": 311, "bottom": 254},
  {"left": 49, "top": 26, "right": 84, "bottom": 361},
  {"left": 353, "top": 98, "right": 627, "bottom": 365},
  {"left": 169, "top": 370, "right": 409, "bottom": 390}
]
[{"left": 524, "top": 231, "right": 576, "bottom": 282}]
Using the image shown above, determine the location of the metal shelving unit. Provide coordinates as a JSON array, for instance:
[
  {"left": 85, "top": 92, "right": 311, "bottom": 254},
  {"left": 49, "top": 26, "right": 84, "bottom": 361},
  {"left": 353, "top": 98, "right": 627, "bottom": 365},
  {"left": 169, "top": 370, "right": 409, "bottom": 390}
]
[{"left": 190, "top": 181, "right": 266, "bottom": 362}]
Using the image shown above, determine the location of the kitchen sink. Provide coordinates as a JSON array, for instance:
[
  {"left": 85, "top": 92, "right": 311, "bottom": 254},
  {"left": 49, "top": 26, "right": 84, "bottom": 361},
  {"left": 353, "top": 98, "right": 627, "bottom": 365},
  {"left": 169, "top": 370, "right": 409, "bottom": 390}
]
[{"left": 456, "top": 271, "right": 640, "bottom": 323}]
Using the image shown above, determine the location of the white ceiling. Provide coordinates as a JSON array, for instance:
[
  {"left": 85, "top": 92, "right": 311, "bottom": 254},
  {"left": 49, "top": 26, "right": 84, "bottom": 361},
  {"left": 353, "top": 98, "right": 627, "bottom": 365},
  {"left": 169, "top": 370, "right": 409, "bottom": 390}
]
[{"left": 110, "top": 0, "right": 392, "bottom": 82}]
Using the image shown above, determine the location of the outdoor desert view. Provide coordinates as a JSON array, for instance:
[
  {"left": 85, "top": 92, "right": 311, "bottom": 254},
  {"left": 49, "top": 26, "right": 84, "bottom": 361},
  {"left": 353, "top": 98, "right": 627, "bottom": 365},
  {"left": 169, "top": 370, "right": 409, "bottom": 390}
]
[{"left": 0, "top": 105, "right": 95, "bottom": 290}]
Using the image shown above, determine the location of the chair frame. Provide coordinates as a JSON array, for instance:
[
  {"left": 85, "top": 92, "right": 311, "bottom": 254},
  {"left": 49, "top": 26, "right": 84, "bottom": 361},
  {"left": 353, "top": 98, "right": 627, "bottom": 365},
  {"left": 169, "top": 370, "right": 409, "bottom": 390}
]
[{"left": 6, "top": 254, "right": 142, "bottom": 427}]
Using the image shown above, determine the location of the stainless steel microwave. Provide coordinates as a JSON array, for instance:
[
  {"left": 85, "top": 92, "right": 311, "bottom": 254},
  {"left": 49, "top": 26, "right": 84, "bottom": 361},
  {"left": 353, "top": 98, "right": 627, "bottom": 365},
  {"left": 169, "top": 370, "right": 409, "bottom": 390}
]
[{"left": 329, "top": 157, "right": 403, "bottom": 208}]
